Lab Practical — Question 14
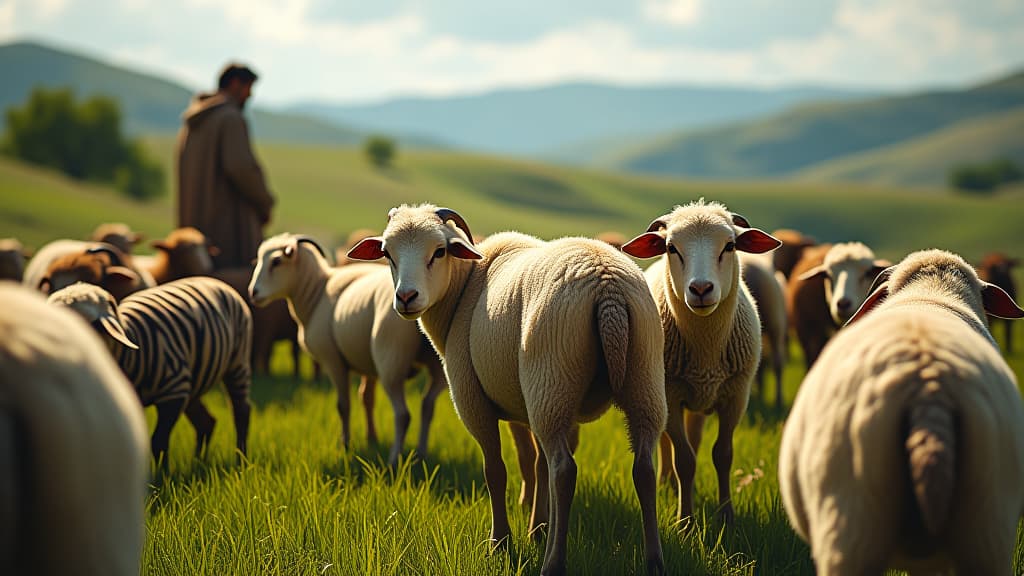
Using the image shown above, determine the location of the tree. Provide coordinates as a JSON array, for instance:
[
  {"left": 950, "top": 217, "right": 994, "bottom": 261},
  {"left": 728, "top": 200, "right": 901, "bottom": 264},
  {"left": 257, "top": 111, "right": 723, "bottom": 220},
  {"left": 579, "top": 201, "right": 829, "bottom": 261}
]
[
  {"left": 949, "top": 157, "right": 1022, "bottom": 194},
  {"left": 364, "top": 135, "right": 396, "bottom": 169},
  {"left": 2, "top": 87, "right": 165, "bottom": 200}
]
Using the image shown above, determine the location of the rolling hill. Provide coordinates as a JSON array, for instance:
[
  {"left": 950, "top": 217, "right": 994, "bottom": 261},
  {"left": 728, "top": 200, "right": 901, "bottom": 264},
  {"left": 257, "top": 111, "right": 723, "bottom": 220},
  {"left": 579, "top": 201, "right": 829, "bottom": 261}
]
[
  {"left": 291, "top": 83, "right": 873, "bottom": 159},
  {"left": 795, "top": 106, "right": 1024, "bottom": 187},
  {"left": 604, "top": 69, "right": 1024, "bottom": 180},
  {"left": 0, "top": 40, "right": 366, "bottom": 146},
  {"left": 4, "top": 136, "right": 1023, "bottom": 269}
]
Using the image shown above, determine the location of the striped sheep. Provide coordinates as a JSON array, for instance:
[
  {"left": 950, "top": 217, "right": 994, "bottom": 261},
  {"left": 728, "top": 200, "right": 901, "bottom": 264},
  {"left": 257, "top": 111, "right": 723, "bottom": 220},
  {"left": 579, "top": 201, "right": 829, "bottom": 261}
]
[
  {"left": 0, "top": 238, "right": 29, "bottom": 281},
  {"left": 1, "top": 283, "right": 148, "bottom": 576},
  {"left": 48, "top": 277, "right": 253, "bottom": 468},
  {"left": 977, "top": 252, "right": 1019, "bottom": 354},
  {"left": 348, "top": 205, "right": 667, "bottom": 576},
  {"left": 250, "top": 234, "right": 447, "bottom": 466},
  {"left": 622, "top": 199, "right": 780, "bottom": 522},
  {"left": 779, "top": 249, "right": 1024, "bottom": 575}
]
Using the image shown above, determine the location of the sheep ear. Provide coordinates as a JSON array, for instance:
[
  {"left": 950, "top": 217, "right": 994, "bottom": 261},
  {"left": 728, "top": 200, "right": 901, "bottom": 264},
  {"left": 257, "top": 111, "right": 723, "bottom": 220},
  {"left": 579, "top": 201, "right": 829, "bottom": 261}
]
[
  {"left": 447, "top": 237, "right": 483, "bottom": 260},
  {"left": 797, "top": 264, "right": 828, "bottom": 282},
  {"left": 736, "top": 229, "right": 782, "bottom": 254},
  {"left": 151, "top": 240, "right": 170, "bottom": 251},
  {"left": 730, "top": 213, "right": 751, "bottom": 228},
  {"left": 99, "top": 315, "right": 139, "bottom": 350},
  {"left": 621, "top": 232, "right": 667, "bottom": 259},
  {"left": 38, "top": 276, "right": 51, "bottom": 292},
  {"left": 982, "top": 282, "right": 1024, "bottom": 319},
  {"left": 207, "top": 244, "right": 221, "bottom": 257},
  {"left": 347, "top": 237, "right": 386, "bottom": 261},
  {"left": 129, "top": 232, "right": 143, "bottom": 245},
  {"left": 845, "top": 283, "right": 889, "bottom": 326}
]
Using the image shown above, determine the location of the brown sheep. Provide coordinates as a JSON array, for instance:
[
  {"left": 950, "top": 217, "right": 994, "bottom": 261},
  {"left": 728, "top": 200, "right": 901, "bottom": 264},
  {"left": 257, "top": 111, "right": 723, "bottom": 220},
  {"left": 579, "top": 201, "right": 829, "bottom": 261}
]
[
  {"left": 771, "top": 228, "right": 817, "bottom": 280},
  {"left": 90, "top": 222, "right": 143, "bottom": 255},
  {"left": 39, "top": 245, "right": 145, "bottom": 302},
  {"left": 978, "top": 252, "right": 1019, "bottom": 354},
  {"left": 141, "top": 227, "right": 219, "bottom": 284},
  {"left": 786, "top": 243, "right": 833, "bottom": 368},
  {"left": 0, "top": 238, "right": 30, "bottom": 281}
]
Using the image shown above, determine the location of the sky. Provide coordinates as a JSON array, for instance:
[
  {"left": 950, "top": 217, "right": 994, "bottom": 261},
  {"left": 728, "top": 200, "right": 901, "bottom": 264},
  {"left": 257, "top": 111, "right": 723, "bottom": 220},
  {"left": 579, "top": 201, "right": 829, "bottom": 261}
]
[{"left": 2, "top": 0, "right": 1023, "bottom": 106}]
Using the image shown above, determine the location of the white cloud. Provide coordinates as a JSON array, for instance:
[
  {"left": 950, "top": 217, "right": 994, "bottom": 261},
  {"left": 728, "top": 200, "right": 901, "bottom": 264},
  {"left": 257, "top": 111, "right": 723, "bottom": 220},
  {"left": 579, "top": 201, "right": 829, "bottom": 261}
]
[
  {"left": 642, "top": 0, "right": 701, "bottom": 27},
  {"left": 34, "top": 0, "right": 68, "bottom": 19},
  {"left": 0, "top": 1, "right": 15, "bottom": 40}
]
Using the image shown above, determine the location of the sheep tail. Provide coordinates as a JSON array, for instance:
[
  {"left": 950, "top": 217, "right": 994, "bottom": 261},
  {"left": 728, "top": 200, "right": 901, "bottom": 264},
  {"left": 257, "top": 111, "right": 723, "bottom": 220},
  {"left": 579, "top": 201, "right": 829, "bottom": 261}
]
[
  {"left": 597, "top": 287, "right": 629, "bottom": 395},
  {"left": 905, "top": 380, "right": 957, "bottom": 537}
]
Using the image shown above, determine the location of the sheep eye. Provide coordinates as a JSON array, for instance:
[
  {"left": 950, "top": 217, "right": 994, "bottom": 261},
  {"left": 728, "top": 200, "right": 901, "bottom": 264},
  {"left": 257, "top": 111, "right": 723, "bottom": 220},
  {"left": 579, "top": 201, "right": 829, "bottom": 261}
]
[
  {"left": 270, "top": 256, "right": 281, "bottom": 269},
  {"left": 432, "top": 247, "right": 446, "bottom": 260},
  {"left": 724, "top": 241, "right": 736, "bottom": 253},
  {"left": 667, "top": 244, "right": 678, "bottom": 255}
]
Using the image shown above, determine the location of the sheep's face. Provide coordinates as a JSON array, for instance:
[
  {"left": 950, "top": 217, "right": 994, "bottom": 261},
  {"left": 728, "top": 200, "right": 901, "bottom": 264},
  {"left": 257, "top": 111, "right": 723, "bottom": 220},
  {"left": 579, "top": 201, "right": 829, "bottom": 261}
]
[
  {"left": 250, "top": 238, "right": 300, "bottom": 308},
  {"left": 167, "top": 242, "right": 215, "bottom": 278},
  {"left": 348, "top": 206, "right": 483, "bottom": 320},
  {"left": 623, "top": 203, "right": 781, "bottom": 318},
  {"left": 798, "top": 243, "right": 888, "bottom": 325},
  {"left": 47, "top": 282, "right": 138, "bottom": 351},
  {"left": 40, "top": 252, "right": 141, "bottom": 302}
]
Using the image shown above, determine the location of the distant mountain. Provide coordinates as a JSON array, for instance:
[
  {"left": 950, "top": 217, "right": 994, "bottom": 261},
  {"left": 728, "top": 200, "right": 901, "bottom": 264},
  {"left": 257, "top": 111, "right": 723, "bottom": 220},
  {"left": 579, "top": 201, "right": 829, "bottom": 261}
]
[
  {"left": 0, "top": 40, "right": 369, "bottom": 146},
  {"left": 288, "top": 83, "right": 874, "bottom": 158},
  {"left": 606, "top": 69, "right": 1024, "bottom": 180},
  {"left": 795, "top": 106, "right": 1024, "bottom": 187}
]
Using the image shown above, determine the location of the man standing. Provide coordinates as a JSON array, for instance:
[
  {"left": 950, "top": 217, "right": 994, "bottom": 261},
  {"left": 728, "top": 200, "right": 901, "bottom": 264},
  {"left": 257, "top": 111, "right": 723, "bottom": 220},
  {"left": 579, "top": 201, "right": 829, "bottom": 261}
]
[{"left": 176, "top": 63, "right": 275, "bottom": 270}]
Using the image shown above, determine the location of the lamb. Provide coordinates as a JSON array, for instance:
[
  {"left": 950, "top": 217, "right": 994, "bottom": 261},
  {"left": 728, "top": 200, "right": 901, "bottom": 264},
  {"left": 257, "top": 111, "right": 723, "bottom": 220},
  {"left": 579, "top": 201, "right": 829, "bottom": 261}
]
[
  {"left": 740, "top": 252, "right": 788, "bottom": 412},
  {"left": 348, "top": 205, "right": 667, "bottom": 576},
  {"left": 622, "top": 199, "right": 781, "bottom": 522},
  {"left": 0, "top": 283, "right": 148, "bottom": 576},
  {"left": 779, "top": 249, "right": 1024, "bottom": 575},
  {"left": 48, "top": 277, "right": 253, "bottom": 468},
  {"left": 977, "top": 251, "right": 1019, "bottom": 354},
  {"left": 0, "top": 238, "right": 30, "bottom": 281},
  {"left": 250, "top": 233, "right": 447, "bottom": 466}
]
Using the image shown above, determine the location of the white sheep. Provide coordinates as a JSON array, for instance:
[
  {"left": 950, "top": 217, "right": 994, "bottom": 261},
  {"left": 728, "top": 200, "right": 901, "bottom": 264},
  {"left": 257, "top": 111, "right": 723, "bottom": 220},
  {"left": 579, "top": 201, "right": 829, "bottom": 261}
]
[
  {"left": 622, "top": 199, "right": 781, "bottom": 522},
  {"left": 249, "top": 233, "right": 447, "bottom": 466},
  {"left": 796, "top": 241, "right": 889, "bottom": 326},
  {"left": 348, "top": 204, "right": 667, "bottom": 576},
  {"left": 779, "top": 249, "right": 1024, "bottom": 575},
  {"left": 0, "top": 283, "right": 148, "bottom": 576},
  {"left": 740, "top": 251, "right": 788, "bottom": 412}
]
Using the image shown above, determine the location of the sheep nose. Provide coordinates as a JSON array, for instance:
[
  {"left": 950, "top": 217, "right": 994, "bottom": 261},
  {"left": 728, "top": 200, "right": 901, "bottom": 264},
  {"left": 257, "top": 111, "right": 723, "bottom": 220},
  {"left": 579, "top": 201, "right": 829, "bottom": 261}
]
[
  {"left": 689, "top": 281, "right": 714, "bottom": 297},
  {"left": 837, "top": 297, "right": 852, "bottom": 311},
  {"left": 397, "top": 289, "right": 419, "bottom": 306}
]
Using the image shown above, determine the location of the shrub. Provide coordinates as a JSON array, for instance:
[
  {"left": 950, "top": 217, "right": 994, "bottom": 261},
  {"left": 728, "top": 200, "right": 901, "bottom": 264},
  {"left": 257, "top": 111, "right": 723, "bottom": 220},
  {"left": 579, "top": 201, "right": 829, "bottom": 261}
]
[
  {"left": 364, "top": 135, "right": 396, "bottom": 169},
  {"left": 949, "top": 158, "right": 1022, "bottom": 194}
]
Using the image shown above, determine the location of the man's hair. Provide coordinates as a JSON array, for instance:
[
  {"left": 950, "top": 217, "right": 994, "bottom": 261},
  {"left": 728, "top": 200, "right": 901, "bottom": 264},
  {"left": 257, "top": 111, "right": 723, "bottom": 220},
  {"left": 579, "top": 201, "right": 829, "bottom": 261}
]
[{"left": 218, "top": 63, "right": 258, "bottom": 90}]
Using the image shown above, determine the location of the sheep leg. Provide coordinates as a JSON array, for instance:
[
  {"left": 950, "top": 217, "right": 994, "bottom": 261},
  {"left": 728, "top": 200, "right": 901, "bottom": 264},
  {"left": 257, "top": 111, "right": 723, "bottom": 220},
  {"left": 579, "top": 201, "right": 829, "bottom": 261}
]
[
  {"left": 528, "top": 442, "right": 549, "bottom": 542},
  {"left": 321, "top": 357, "right": 352, "bottom": 449},
  {"left": 476, "top": 419, "right": 511, "bottom": 547},
  {"left": 184, "top": 399, "right": 216, "bottom": 458},
  {"left": 665, "top": 408, "right": 695, "bottom": 520},
  {"left": 631, "top": 435, "right": 664, "bottom": 576},
  {"left": 359, "top": 376, "right": 378, "bottom": 446},
  {"left": 772, "top": 343, "right": 785, "bottom": 413},
  {"left": 712, "top": 403, "right": 741, "bottom": 524},
  {"left": 536, "top": 434, "right": 576, "bottom": 576},
  {"left": 509, "top": 421, "right": 537, "bottom": 509},
  {"left": 414, "top": 360, "right": 447, "bottom": 459},
  {"left": 381, "top": 374, "right": 412, "bottom": 467},
  {"left": 152, "top": 398, "right": 187, "bottom": 472},
  {"left": 657, "top": 432, "right": 675, "bottom": 486},
  {"left": 224, "top": 363, "right": 252, "bottom": 458}
]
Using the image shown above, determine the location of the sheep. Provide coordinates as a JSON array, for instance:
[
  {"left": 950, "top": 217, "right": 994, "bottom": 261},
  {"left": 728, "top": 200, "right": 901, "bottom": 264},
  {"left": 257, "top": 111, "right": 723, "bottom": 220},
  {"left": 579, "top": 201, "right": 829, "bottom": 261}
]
[
  {"left": 47, "top": 277, "right": 253, "bottom": 468},
  {"left": 740, "top": 252, "right": 788, "bottom": 412},
  {"left": 778, "top": 249, "right": 1024, "bottom": 575},
  {"left": 977, "top": 252, "right": 1019, "bottom": 354},
  {"left": 90, "top": 222, "right": 143, "bottom": 255},
  {"left": 250, "top": 233, "right": 447, "bottom": 466},
  {"left": 0, "top": 238, "right": 30, "bottom": 281},
  {"left": 335, "top": 228, "right": 379, "bottom": 266},
  {"left": 348, "top": 205, "right": 667, "bottom": 576},
  {"left": 622, "top": 199, "right": 781, "bottom": 523},
  {"left": 0, "top": 283, "right": 148, "bottom": 576},
  {"left": 771, "top": 228, "right": 817, "bottom": 280},
  {"left": 38, "top": 244, "right": 148, "bottom": 301},
  {"left": 786, "top": 243, "right": 833, "bottom": 368},
  {"left": 139, "top": 226, "right": 219, "bottom": 284}
]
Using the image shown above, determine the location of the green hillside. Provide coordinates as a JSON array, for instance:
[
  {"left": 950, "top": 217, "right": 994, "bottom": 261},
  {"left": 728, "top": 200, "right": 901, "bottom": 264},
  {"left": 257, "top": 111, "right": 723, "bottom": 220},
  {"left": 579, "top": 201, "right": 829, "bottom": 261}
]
[
  {"left": 0, "top": 40, "right": 365, "bottom": 145},
  {"left": 795, "top": 106, "right": 1024, "bottom": 187},
  {"left": 4, "top": 137, "right": 1023, "bottom": 267},
  {"left": 607, "top": 69, "right": 1024, "bottom": 180}
]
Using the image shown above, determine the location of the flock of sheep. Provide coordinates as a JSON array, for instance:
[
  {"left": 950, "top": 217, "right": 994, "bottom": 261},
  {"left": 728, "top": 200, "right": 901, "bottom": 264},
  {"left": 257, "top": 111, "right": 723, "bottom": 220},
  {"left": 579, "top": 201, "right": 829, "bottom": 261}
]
[{"left": 1, "top": 198, "right": 1022, "bottom": 575}]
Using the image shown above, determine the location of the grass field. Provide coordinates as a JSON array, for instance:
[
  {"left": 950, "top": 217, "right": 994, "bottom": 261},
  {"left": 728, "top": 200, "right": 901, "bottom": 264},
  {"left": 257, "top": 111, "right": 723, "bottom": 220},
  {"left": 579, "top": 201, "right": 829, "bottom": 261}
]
[{"left": 2, "top": 142, "right": 1024, "bottom": 574}]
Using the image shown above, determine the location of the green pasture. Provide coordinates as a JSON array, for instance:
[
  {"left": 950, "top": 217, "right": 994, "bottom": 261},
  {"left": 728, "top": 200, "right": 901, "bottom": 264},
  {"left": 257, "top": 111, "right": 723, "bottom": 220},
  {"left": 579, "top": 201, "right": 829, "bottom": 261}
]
[{"left": 2, "top": 141, "right": 1024, "bottom": 574}]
